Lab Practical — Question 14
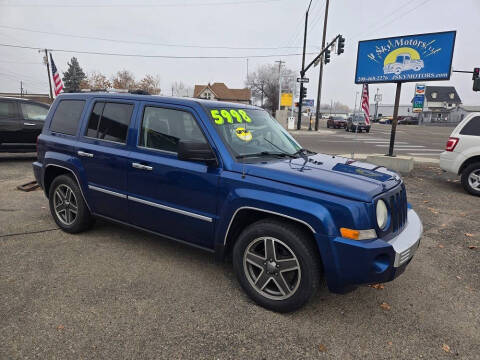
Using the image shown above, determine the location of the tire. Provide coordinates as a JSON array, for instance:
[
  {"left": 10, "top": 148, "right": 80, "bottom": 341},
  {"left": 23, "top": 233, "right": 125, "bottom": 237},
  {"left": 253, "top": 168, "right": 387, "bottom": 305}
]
[
  {"left": 366, "top": 128, "right": 370, "bottom": 133},
  {"left": 233, "top": 219, "right": 321, "bottom": 313},
  {"left": 49, "top": 174, "right": 94, "bottom": 233},
  {"left": 461, "top": 163, "right": 480, "bottom": 196}
]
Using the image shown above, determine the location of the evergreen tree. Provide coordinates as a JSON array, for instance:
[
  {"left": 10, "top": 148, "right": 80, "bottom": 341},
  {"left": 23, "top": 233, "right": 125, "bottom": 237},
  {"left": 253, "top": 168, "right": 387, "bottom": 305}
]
[{"left": 62, "top": 57, "right": 86, "bottom": 92}]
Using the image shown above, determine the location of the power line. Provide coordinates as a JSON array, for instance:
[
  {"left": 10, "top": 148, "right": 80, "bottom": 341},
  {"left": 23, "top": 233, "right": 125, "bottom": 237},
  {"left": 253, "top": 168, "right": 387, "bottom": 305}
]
[
  {"left": 0, "top": 24, "right": 311, "bottom": 50},
  {"left": 0, "top": 42, "right": 320, "bottom": 59},
  {"left": 0, "top": 0, "right": 281, "bottom": 7},
  {"left": 353, "top": 0, "right": 432, "bottom": 40}
]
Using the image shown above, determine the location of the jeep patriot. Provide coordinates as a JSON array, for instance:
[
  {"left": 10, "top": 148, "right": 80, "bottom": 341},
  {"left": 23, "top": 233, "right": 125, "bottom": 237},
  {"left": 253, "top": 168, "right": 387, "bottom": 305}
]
[{"left": 33, "top": 93, "right": 422, "bottom": 312}]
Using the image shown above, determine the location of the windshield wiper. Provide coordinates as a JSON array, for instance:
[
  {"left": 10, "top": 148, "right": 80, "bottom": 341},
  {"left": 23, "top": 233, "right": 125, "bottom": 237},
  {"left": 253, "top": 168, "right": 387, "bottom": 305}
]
[
  {"left": 291, "top": 147, "right": 316, "bottom": 158},
  {"left": 236, "top": 151, "right": 295, "bottom": 160}
]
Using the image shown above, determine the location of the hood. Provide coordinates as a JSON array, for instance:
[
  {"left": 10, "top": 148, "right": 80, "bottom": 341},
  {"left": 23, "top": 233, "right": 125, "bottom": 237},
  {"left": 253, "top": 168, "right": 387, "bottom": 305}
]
[{"left": 241, "top": 154, "right": 401, "bottom": 202}]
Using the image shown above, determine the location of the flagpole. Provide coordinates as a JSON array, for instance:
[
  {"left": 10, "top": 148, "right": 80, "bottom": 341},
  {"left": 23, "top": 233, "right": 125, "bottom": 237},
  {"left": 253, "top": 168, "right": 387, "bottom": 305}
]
[{"left": 44, "top": 49, "right": 53, "bottom": 100}]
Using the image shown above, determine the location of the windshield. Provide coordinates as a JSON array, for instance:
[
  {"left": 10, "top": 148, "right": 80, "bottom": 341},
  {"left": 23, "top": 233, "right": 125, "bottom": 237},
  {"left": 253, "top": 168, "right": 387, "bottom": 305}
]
[{"left": 206, "top": 106, "right": 301, "bottom": 158}]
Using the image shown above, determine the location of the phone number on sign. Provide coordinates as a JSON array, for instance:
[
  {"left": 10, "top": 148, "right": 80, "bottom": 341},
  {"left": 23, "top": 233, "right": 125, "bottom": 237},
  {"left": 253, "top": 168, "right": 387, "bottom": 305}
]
[{"left": 357, "top": 73, "right": 449, "bottom": 82}]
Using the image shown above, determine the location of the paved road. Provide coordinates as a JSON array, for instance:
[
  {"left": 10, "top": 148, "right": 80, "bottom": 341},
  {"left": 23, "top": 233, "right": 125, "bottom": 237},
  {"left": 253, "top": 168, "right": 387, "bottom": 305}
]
[
  {"left": 1, "top": 155, "right": 479, "bottom": 359},
  {"left": 291, "top": 123, "right": 453, "bottom": 158}
]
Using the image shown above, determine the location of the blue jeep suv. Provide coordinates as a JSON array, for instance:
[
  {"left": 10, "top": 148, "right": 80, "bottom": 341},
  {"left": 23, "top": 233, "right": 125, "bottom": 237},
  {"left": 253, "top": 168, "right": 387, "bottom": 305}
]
[{"left": 33, "top": 93, "right": 422, "bottom": 312}]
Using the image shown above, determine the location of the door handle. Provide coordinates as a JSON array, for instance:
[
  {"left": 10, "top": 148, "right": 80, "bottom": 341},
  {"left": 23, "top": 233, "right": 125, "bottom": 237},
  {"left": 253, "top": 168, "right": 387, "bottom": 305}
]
[
  {"left": 77, "top": 150, "right": 94, "bottom": 158},
  {"left": 132, "top": 162, "right": 153, "bottom": 171},
  {"left": 24, "top": 122, "right": 36, "bottom": 126}
]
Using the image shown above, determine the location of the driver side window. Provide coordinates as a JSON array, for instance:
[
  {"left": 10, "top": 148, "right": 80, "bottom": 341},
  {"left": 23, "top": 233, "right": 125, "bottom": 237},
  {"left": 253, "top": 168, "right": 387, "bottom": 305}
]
[{"left": 140, "top": 106, "right": 207, "bottom": 153}]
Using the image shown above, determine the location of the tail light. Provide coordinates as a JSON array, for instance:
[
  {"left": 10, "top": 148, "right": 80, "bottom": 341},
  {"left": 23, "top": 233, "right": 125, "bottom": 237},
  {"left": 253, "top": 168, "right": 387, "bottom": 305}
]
[{"left": 445, "top": 137, "right": 459, "bottom": 152}]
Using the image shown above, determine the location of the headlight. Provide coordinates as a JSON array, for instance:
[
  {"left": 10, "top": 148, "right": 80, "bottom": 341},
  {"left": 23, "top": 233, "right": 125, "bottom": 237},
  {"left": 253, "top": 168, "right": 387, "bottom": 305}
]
[{"left": 376, "top": 199, "right": 389, "bottom": 230}]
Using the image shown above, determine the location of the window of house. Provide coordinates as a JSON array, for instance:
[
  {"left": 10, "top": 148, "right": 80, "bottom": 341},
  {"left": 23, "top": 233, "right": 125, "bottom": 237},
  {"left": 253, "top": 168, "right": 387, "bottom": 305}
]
[
  {"left": 0, "top": 101, "right": 17, "bottom": 118},
  {"left": 20, "top": 103, "right": 49, "bottom": 121},
  {"left": 431, "top": 92, "right": 437, "bottom": 99},
  {"left": 50, "top": 100, "right": 85, "bottom": 135},
  {"left": 139, "top": 106, "right": 207, "bottom": 153},
  {"left": 460, "top": 116, "right": 480, "bottom": 136},
  {"left": 85, "top": 102, "right": 133, "bottom": 143}
]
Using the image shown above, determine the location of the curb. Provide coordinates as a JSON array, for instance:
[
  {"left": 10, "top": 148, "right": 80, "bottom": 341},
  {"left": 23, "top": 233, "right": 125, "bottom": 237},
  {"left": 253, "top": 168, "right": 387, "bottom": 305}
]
[{"left": 338, "top": 153, "right": 439, "bottom": 164}]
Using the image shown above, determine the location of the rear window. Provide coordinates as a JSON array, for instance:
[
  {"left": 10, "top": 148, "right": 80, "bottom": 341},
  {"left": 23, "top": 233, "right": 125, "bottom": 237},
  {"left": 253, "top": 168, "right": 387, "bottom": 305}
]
[
  {"left": 50, "top": 100, "right": 85, "bottom": 135},
  {"left": 460, "top": 116, "right": 480, "bottom": 136},
  {"left": 85, "top": 102, "right": 133, "bottom": 144}
]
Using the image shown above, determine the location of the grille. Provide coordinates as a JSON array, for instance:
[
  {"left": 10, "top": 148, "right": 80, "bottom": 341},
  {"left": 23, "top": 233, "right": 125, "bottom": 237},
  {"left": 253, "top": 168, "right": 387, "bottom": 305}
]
[{"left": 387, "top": 184, "right": 408, "bottom": 234}]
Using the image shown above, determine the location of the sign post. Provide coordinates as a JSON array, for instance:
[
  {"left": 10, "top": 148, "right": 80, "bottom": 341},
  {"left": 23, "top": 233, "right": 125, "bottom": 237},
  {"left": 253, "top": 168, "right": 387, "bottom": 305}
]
[{"left": 355, "top": 31, "right": 456, "bottom": 156}]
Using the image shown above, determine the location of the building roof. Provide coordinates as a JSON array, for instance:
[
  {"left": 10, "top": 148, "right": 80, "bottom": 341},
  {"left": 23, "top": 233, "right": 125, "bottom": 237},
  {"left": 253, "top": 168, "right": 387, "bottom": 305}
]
[
  {"left": 194, "top": 82, "right": 251, "bottom": 101},
  {"left": 425, "top": 86, "right": 461, "bottom": 103}
]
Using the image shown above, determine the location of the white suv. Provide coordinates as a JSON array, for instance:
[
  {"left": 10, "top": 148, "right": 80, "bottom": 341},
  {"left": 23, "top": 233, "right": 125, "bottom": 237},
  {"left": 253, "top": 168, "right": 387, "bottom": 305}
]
[{"left": 440, "top": 113, "right": 480, "bottom": 196}]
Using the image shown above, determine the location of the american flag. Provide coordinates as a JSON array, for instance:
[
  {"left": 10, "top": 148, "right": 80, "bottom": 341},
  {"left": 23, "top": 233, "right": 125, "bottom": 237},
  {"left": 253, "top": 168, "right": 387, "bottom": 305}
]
[
  {"left": 49, "top": 53, "right": 64, "bottom": 96},
  {"left": 361, "top": 83, "right": 370, "bottom": 125}
]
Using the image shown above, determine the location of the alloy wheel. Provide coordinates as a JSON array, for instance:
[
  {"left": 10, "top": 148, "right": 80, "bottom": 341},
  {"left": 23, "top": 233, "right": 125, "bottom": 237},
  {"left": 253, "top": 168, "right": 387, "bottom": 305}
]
[
  {"left": 243, "top": 237, "right": 301, "bottom": 301},
  {"left": 53, "top": 184, "right": 78, "bottom": 226},
  {"left": 468, "top": 170, "right": 480, "bottom": 190}
]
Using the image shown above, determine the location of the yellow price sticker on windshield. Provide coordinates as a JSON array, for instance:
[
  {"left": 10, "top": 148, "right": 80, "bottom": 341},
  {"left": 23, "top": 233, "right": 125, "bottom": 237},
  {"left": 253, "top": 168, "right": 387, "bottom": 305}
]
[
  {"left": 210, "top": 109, "right": 252, "bottom": 125},
  {"left": 235, "top": 127, "right": 252, "bottom": 142}
]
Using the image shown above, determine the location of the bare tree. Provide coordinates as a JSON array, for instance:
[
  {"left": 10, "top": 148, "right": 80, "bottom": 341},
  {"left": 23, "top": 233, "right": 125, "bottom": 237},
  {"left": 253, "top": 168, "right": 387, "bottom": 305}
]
[
  {"left": 111, "top": 70, "right": 136, "bottom": 90},
  {"left": 86, "top": 71, "right": 111, "bottom": 90},
  {"left": 136, "top": 74, "right": 161, "bottom": 94},
  {"left": 171, "top": 81, "right": 193, "bottom": 97},
  {"left": 246, "top": 63, "right": 295, "bottom": 114}
]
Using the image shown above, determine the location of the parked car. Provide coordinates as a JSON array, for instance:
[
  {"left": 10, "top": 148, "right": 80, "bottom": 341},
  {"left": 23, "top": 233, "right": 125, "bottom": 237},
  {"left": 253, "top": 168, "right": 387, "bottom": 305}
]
[
  {"left": 398, "top": 116, "right": 419, "bottom": 125},
  {"left": 440, "top": 113, "right": 480, "bottom": 196},
  {"left": 378, "top": 117, "right": 392, "bottom": 124},
  {"left": 0, "top": 96, "right": 50, "bottom": 152},
  {"left": 33, "top": 93, "right": 422, "bottom": 312},
  {"left": 346, "top": 113, "right": 371, "bottom": 133},
  {"left": 326, "top": 116, "right": 347, "bottom": 129}
]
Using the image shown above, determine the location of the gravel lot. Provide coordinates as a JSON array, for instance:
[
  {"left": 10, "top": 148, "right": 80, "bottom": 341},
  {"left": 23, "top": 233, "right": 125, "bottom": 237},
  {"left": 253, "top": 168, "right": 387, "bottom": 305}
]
[{"left": 1, "top": 154, "right": 479, "bottom": 359}]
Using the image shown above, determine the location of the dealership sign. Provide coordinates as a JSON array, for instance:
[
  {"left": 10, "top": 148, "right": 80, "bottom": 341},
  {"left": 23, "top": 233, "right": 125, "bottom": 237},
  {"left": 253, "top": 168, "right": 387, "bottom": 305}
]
[
  {"left": 355, "top": 31, "right": 456, "bottom": 84},
  {"left": 413, "top": 83, "right": 426, "bottom": 113}
]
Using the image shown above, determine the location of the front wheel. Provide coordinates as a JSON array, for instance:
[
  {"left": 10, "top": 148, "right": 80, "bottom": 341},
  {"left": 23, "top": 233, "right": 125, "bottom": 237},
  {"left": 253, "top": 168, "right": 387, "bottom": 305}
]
[
  {"left": 233, "top": 219, "right": 321, "bottom": 313},
  {"left": 461, "top": 163, "right": 480, "bottom": 196}
]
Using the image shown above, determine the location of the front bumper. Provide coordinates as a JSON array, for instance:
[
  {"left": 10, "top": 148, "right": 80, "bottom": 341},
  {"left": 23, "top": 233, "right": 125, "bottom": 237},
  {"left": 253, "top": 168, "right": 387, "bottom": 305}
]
[{"left": 321, "top": 208, "right": 422, "bottom": 293}]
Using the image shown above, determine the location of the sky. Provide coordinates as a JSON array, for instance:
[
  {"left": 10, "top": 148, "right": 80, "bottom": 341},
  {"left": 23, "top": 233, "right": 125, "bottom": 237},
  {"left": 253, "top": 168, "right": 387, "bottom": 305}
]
[{"left": 0, "top": 0, "right": 479, "bottom": 108}]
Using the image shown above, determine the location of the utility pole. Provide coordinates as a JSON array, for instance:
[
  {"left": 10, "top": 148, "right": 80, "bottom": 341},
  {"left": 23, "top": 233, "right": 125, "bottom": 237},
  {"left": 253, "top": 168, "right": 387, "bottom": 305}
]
[
  {"left": 354, "top": 91, "right": 359, "bottom": 113},
  {"left": 276, "top": 60, "right": 285, "bottom": 112},
  {"left": 40, "top": 49, "right": 53, "bottom": 100},
  {"left": 374, "top": 87, "right": 381, "bottom": 120},
  {"left": 297, "top": 0, "right": 313, "bottom": 130},
  {"left": 314, "top": 0, "right": 330, "bottom": 131},
  {"left": 20, "top": 81, "right": 23, "bottom": 97}
]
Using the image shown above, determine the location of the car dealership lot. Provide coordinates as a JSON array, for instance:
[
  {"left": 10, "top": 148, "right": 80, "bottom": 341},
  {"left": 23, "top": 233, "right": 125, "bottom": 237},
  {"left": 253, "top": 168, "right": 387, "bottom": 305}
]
[{"left": 1, "top": 154, "right": 479, "bottom": 359}]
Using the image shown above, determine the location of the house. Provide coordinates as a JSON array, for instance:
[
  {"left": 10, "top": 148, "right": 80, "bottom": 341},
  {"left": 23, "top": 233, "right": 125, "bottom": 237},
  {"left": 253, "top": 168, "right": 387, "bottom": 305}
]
[
  {"left": 448, "top": 105, "right": 480, "bottom": 123},
  {"left": 414, "top": 86, "right": 462, "bottom": 124},
  {"left": 193, "top": 82, "right": 251, "bottom": 104}
]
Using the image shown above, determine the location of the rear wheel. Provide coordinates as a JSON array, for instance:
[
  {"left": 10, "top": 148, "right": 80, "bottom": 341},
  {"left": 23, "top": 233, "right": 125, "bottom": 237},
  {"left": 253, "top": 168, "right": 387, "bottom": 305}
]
[
  {"left": 461, "top": 163, "right": 480, "bottom": 196},
  {"left": 49, "top": 175, "right": 94, "bottom": 233},
  {"left": 233, "top": 219, "right": 321, "bottom": 313}
]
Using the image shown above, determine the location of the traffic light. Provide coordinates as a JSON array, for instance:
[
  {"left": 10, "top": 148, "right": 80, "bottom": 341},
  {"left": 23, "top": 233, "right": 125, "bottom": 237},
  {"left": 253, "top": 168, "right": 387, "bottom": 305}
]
[
  {"left": 337, "top": 35, "right": 345, "bottom": 55},
  {"left": 472, "top": 67, "right": 479, "bottom": 80},
  {"left": 324, "top": 48, "right": 331, "bottom": 65},
  {"left": 473, "top": 68, "right": 480, "bottom": 92},
  {"left": 300, "top": 87, "right": 307, "bottom": 100}
]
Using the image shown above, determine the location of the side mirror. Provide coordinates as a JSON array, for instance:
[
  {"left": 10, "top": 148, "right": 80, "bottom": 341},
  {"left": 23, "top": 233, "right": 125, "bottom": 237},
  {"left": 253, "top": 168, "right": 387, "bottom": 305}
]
[{"left": 178, "top": 140, "right": 217, "bottom": 165}]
